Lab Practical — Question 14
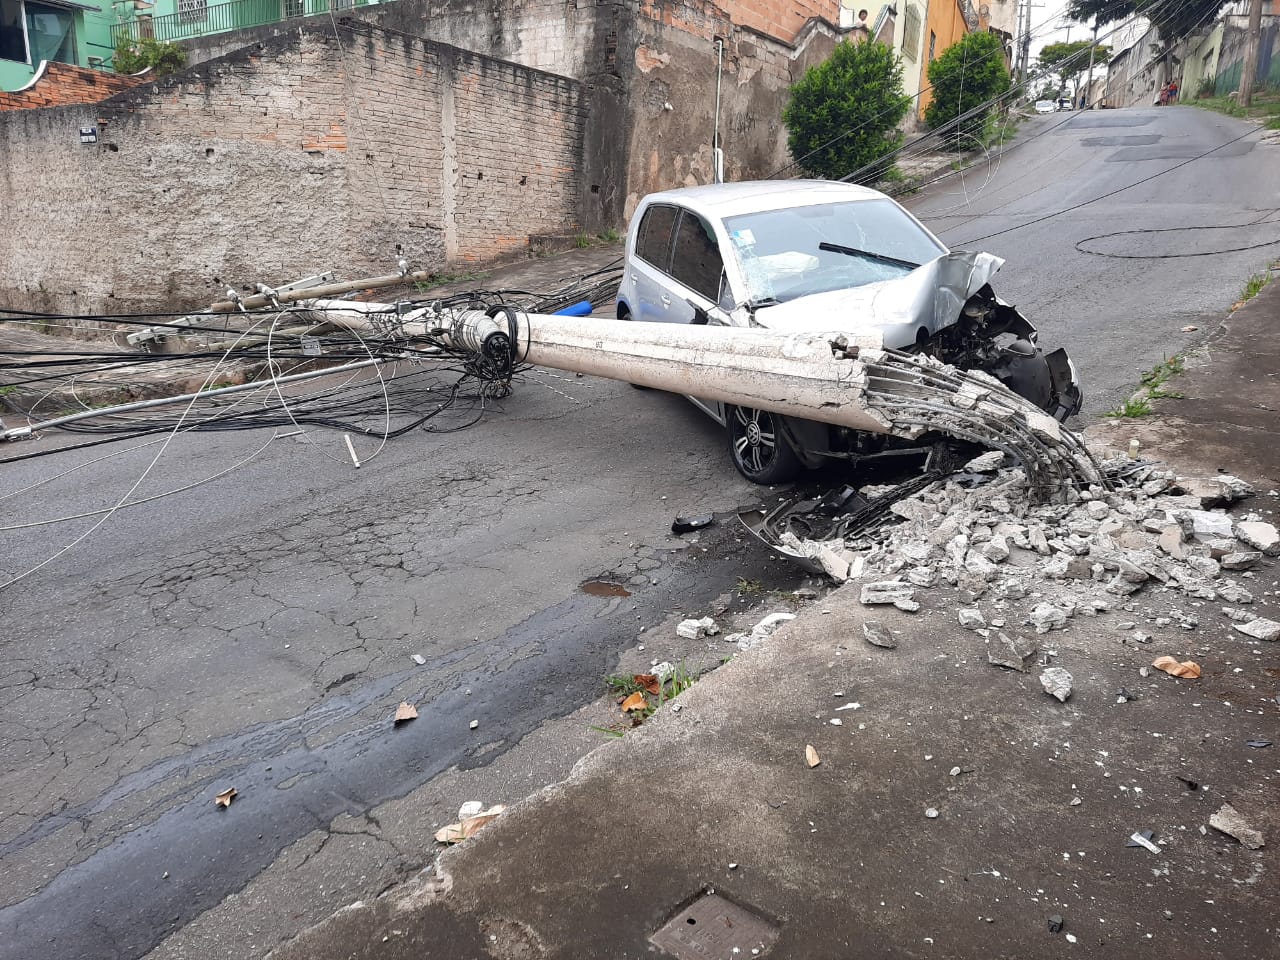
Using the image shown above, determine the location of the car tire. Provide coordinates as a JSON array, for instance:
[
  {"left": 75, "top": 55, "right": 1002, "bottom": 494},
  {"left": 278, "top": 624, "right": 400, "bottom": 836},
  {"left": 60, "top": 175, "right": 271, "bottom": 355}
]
[
  {"left": 726, "top": 405, "right": 803, "bottom": 484},
  {"left": 617, "top": 305, "right": 650, "bottom": 390}
]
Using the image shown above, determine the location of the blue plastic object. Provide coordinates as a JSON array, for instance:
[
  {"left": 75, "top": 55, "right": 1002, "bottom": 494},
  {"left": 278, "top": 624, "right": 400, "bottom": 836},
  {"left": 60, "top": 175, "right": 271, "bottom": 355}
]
[{"left": 552, "top": 300, "right": 593, "bottom": 317}]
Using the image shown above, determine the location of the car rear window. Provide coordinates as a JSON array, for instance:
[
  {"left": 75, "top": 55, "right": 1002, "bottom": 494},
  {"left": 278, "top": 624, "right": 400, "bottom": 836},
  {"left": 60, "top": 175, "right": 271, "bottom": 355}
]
[{"left": 635, "top": 204, "right": 678, "bottom": 269}]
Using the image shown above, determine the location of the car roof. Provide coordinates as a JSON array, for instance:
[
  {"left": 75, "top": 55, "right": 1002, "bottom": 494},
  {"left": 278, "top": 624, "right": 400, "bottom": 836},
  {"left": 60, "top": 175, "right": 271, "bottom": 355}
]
[{"left": 638, "top": 180, "right": 886, "bottom": 221}]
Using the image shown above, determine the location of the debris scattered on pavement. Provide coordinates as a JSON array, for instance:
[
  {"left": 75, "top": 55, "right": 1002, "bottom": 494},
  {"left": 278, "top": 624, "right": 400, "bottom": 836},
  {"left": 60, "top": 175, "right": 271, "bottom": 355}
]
[
  {"left": 924, "top": 807, "right": 940, "bottom": 819},
  {"left": 725, "top": 611, "right": 796, "bottom": 651},
  {"left": 469, "top": 719, "right": 479, "bottom": 729},
  {"left": 862, "top": 620, "right": 898, "bottom": 649},
  {"left": 634, "top": 674, "right": 662, "bottom": 695},
  {"left": 676, "top": 616, "right": 719, "bottom": 639},
  {"left": 805, "top": 745, "right": 821, "bottom": 768},
  {"left": 671, "top": 514, "right": 714, "bottom": 534},
  {"left": 1048, "top": 915, "right": 1064, "bottom": 933},
  {"left": 1208, "top": 803, "right": 1265, "bottom": 849},
  {"left": 621, "top": 692, "right": 648, "bottom": 713},
  {"left": 1065, "top": 933, "right": 1078, "bottom": 944},
  {"left": 394, "top": 701, "right": 418, "bottom": 724},
  {"left": 1176, "top": 775, "right": 1200, "bottom": 791},
  {"left": 1126, "top": 830, "right": 1162, "bottom": 854},
  {"left": 1040, "top": 667, "right": 1073, "bottom": 702},
  {"left": 411, "top": 654, "right": 426, "bottom": 665},
  {"left": 987, "top": 631, "right": 1038, "bottom": 671},
  {"left": 434, "top": 804, "right": 505, "bottom": 844},
  {"left": 1181, "top": 324, "right": 1198, "bottom": 332},
  {"left": 1233, "top": 617, "right": 1280, "bottom": 641},
  {"left": 1152, "top": 656, "right": 1201, "bottom": 679},
  {"left": 1115, "top": 687, "right": 1136, "bottom": 703},
  {"left": 1245, "top": 739, "right": 1272, "bottom": 748},
  {"left": 457, "top": 800, "right": 484, "bottom": 819},
  {"left": 214, "top": 787, "right": 237, "bottom": 808}
]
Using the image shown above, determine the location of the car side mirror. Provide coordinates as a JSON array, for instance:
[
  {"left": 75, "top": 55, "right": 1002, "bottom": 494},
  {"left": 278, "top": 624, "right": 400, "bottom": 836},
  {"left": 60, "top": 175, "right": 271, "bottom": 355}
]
[{"left": 689, "top": 302, "right": 710, "bottom": 325}]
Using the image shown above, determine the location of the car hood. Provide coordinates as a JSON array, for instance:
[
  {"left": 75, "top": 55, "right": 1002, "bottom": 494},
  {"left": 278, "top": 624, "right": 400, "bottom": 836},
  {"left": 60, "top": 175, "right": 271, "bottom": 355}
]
[{"left": 748, "top": 250, "right": 1005, "bottom": 348}]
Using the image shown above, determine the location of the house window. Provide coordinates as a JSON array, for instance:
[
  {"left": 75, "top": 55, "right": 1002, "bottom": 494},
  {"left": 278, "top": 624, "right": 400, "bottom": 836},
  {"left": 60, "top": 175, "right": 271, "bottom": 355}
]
[
  {"left": 0, "top": 0, "right": 27, "bottom": 63},
  {"left": 0, "top": 0, "right": 76, "bottom": 66},
  {"left": 928, "top": 30, "right": 937, "bottom": 62},
  {"left": 177, "top": 0, "right": 207, "bottom": 25},
  {"left": 902, "top": 4, "right": 920, "bottom": 61}
]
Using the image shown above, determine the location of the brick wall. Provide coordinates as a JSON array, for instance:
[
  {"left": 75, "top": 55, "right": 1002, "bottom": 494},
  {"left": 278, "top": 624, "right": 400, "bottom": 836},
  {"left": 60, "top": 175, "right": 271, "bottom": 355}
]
[
  {"left": 0, "top": 20, "right": 585, "bottom": 322},
  {"left": 0, "top": 62, "right": 150, "bottom": 112}
]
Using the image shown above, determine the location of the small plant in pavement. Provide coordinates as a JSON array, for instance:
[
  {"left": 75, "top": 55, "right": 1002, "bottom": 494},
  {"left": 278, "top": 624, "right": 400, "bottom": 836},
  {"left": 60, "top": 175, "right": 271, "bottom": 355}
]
[{"left": 1106, "top": 396, "right": 1153, "bottom": 418}]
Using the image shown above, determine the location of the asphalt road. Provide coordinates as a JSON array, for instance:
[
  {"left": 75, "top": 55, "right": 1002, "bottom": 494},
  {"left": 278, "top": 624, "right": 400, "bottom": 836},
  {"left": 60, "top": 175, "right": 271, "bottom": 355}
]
[
  {"left": 1, "top": 104, "right": 1277, "bottom": 960},
  {"left": 907, "top": 105, "right": 1280, "bottom": 417}
]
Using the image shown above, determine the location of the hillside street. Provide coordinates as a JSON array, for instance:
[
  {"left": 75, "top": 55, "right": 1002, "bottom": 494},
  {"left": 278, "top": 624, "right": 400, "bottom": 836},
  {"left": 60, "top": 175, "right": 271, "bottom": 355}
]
[{"left": 1, "top": 105, "right": 1278, "bottom": 960}]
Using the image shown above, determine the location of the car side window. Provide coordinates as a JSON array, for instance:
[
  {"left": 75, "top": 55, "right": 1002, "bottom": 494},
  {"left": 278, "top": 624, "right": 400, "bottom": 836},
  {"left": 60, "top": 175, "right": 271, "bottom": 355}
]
[
  {"left": 670, "top": 211, "right": 725, "bottom": 302},
  {"left": 635, "top": 204, "right": 678, "bottom": 270}
]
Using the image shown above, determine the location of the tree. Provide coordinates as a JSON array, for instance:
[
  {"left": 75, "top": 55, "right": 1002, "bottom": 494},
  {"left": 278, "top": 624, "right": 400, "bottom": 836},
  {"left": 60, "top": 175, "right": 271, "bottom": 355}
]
[
  {"left": 924, "top": 31, "right": 1012, "bottom": 150},
  {"left": 1037, "top": 40, "right": 1112, "bottom": 91},
  {"left": 113, "top": 37, "right": 188, "bottom": 77},
  {"left": 782, "top": 40, "right": 911, "bottom": 181},
  {"left": 1065, "top": 0, "right": 1229, "bottom": 46}
]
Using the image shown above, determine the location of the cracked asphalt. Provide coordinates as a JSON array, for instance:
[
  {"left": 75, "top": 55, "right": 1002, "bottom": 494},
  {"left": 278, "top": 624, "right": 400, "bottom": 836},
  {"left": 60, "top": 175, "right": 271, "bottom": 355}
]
[{"left": 2, "top": 105, "right": 1278, "bottom": 960}]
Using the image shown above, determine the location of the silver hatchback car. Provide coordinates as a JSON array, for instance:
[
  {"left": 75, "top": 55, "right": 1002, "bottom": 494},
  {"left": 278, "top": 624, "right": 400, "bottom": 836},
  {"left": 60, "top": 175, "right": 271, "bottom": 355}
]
[{"left": 616, "top": 180, "right": 1081, "bottom": 484}]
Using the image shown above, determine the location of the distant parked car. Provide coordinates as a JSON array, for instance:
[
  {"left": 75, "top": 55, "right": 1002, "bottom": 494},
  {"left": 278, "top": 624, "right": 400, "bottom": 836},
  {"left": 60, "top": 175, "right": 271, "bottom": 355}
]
[
  {"left": 1056, "top": 97, "right": 1073, "bottom": 111},
  {"left": 616, "top": 180, "right": 1083, "bottom": 484},
  {"left": 1034, "top": 100, "right": 1055, "bottom": 114}
]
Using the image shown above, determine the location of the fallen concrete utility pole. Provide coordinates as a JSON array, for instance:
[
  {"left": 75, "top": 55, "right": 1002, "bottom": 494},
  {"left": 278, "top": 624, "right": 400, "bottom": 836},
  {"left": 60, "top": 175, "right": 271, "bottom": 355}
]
[{"left": 300, "top": 300, "right": 1103, "bottom": 499}]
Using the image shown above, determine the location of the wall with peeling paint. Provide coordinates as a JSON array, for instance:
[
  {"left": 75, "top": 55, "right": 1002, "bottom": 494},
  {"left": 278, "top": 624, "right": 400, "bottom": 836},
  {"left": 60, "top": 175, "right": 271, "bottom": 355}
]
[{"left": 0, "top": 19, "right": 585, "bottom": 321}]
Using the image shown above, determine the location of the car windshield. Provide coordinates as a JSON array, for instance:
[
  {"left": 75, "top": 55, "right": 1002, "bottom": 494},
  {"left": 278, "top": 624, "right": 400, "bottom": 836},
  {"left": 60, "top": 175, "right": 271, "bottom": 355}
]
[{"left": 722, "top": 198, "right": 947, "bottom": 307}]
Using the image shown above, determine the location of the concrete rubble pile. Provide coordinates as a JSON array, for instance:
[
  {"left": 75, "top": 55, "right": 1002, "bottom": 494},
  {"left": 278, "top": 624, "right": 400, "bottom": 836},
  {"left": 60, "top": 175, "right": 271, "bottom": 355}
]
[{"left": 781, "top": 450, "right": 1280, "bottom": 643}]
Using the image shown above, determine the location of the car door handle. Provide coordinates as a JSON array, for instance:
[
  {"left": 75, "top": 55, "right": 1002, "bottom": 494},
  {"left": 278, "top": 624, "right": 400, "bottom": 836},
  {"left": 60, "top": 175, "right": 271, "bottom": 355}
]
[
  {"left": 660, "top": 295, "right": 671, "bottom": 307},
  {"left": 630, "top": 274, "right": 638, "bottom": 283}
]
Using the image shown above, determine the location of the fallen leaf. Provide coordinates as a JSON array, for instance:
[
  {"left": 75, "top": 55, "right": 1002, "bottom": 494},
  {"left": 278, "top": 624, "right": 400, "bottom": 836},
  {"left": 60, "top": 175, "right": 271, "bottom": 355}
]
[
  {"left": 1152, "top": 656, "right": 1201, "bottom": 679},
  {"left": 434, "top": 804, "right": 506, "bottom": 844},
  {"left": 214, "top": 787, "right": 237, "bottom": 808},
  {"left": 634, "top": 674, "right": 662, "bottom": 695},
  {"left": 394, "top": 702, "right": 418, "bottom": 723},
  {"left": 621, "top": 691, "right": 648, "bottom": 712},
  {"left": 805, "top": 744, "right": 821, "bottom": 768}
]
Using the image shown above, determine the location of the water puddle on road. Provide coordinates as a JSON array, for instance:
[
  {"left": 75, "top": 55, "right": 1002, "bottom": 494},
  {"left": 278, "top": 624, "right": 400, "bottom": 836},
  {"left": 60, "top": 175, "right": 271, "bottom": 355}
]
[{"left": 579, "top": 579, "right": 631, "bottom": 597}]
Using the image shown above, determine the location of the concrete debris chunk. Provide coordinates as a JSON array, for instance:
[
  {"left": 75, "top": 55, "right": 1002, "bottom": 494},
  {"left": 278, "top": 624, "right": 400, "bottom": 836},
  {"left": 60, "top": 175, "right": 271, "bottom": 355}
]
[
  {"left": 862, "top": 620, "right": 898, "bottom": 649},
  {"left": 893, "top": 598, "right": 921, "bottom": 612},
  {"left": 676, "top": 616, "right": 719, "bottom": 640},
  {"left": 1218, "top": 582, "right": 1254, "bottom": 604},
  {"left": 1040, "top": 667, "right": 1073, "bottom": 702},
  {"left": 965, "top": 450, "right": 1005, "bottom": 472},
  {"left": 1203, "top": 538, "right": 1236, "bottom": 559},
  {"left": 958, "top": 608, "right": 986, "bottom": 629},
  {"left": 1209, "top": 803, "right": 1265, "bottom": 849},
  {"left": 731, "top": 611, "right": 796, "bottom": 652},
  {"left": 1177, "top": 475, "right": 1254, "bottom": 507},
  {"left": 1235, "top": 520, "right": 1280, "bottom": 555},
  {"left": 860, "top": 581, "right": 916, "bottom": 606},
  {"left": 1220, "top": 551, "right": 1262, "bottom": 571},
  {"left": 1028, "top": 603, "right": 1068, "bottom": 633},
  {"left": 1233, "top": 617, "right": 1280, "bottom": 642},
  {"left": 988, "top": 631, "right": 1038, "bottom": 671},
  {"left": 1180, "top": 510, "right": 1235, "bottom": 541}
]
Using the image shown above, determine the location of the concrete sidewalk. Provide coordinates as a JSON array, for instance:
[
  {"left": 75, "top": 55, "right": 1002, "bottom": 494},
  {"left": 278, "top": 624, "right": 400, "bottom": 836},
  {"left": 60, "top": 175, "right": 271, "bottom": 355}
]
[{"left": 269, "top": 291, "right": 1280, "bottom": 956}]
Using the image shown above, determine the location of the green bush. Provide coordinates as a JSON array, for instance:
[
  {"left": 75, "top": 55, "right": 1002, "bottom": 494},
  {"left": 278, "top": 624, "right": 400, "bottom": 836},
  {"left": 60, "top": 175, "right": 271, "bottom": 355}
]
[
  {"left": 782, "top": 39, "right": 911, "bottom": 182},
  {"left": 924, "top": 31, "right": 1012, "bottom": 150},
  {"left": 113, "top": 37, "right": 187, "bottom": 77}
]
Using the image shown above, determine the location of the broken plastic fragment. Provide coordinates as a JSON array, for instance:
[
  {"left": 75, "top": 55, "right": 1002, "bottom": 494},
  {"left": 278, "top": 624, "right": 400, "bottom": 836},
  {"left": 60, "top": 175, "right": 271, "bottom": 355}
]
[
  {"left": 1152, "top": 656, "right": 1201, "bottom": 679},
  {"left": 671, "top": 514, "right": 714, "bottom": 534},
  {"left": 1208, "top": 803, "right": 1265, "bottom": 849},
  {"left": 394, "top": 702, "right": 418, "bottom": 724},
  {"left": 1126, "top": 830, "right": 1161, "bottom": 854},
  {"left": 434, "top": 804, "right": 506, "bottom": 844}
]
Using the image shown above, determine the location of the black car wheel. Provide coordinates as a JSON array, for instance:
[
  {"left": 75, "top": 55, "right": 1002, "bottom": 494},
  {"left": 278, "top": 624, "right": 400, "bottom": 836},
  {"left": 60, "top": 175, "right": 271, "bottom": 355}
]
[{"left": 727, "top": 405, "right": 802, "bottom": 484}]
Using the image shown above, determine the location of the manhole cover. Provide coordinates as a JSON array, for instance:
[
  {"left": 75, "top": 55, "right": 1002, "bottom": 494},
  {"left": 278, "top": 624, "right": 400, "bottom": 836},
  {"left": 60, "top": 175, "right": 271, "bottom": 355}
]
[{"left": 651, "top": 891, "right": 780, "bottom": 959}]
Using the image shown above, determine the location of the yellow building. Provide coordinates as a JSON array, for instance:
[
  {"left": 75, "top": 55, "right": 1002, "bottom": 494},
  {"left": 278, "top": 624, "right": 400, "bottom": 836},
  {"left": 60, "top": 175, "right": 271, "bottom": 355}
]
[{"left": 918, "top": 0, "right": 973, "bottom": 118}]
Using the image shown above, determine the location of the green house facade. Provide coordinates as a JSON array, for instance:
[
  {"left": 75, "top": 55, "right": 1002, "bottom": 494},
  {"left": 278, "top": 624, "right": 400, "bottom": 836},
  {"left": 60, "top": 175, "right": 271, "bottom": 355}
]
[
  {"left": 0, "top": 0, "right": 116, "bottom": 90},
  {"left": 1, "top": 0, "right": 388, "bottom": 91}
]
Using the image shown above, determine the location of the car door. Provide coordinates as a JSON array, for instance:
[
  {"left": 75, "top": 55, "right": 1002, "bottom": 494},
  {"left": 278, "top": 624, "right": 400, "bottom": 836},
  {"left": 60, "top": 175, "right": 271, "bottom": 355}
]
[{"left": 629, "top": 203, "right": 679, "bottom": 323}]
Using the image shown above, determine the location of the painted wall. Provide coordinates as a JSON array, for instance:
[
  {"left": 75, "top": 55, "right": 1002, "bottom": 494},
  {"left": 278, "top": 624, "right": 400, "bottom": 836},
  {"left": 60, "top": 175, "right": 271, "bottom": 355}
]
[
  {"left": 0, "top": 3, "right": 117, "bottom": 91},
  {"left": 918, "top": 0, "right": 970, "bottom": 117}
]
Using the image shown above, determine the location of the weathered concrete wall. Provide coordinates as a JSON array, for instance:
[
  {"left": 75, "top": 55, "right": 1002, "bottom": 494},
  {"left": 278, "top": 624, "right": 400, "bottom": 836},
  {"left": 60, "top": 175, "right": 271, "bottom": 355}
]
[
  {"left": 1213, "top": 15, "right": 1280, "bottom": 94},
  {"left": 0, "top": 20, "right": 585, "bottom": 320},
  {"left": 623, "top": 2, "right": 845, "bottom": 216}
]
